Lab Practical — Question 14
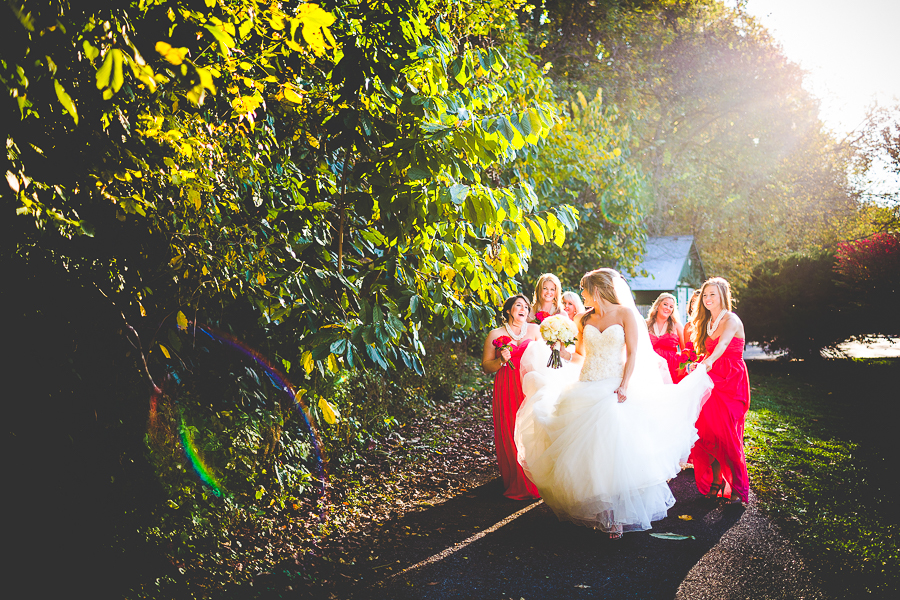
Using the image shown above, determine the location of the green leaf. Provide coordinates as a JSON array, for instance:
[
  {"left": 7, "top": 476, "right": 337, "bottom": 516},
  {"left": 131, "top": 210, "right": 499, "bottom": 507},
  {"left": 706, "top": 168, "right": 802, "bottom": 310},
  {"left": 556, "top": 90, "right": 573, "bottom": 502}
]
[
  {"left": 449, "top": 183, "right": 469, "bottom": 205},
  {"left": 407, "top": 166, "right": 430, "bottom": 181},
  {"left": 53, "top": 80, "right": 78, "bottom": 124}
]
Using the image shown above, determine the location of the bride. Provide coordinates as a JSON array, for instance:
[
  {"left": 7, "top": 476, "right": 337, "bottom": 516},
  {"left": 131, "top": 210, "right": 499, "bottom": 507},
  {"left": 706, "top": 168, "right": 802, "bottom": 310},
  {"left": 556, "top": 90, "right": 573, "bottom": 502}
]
[{"left": 515, "top": 268, "right": 714, "bottom": 538}]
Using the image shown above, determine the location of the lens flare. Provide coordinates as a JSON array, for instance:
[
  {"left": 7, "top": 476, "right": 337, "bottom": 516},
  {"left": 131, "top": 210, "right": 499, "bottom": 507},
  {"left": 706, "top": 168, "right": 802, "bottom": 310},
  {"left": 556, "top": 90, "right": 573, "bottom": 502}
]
[
  {"left": 179, "top": 414, "right": 224, "bottom": 497},
  {"left": 148, "top": 322, "right": 328, "bottom": 519}
]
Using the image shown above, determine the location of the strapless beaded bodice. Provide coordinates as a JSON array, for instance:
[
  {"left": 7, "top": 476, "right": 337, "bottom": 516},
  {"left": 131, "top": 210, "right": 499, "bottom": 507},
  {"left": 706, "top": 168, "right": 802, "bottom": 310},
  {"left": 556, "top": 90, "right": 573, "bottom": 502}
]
[{"left": 579, "top": 324, "right": 626, "bottom": 382}]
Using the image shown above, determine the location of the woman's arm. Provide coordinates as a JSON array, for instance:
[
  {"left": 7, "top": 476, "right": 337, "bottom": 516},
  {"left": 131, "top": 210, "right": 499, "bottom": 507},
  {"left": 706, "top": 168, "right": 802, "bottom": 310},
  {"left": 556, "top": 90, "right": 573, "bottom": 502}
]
[
  {"left": 481, "top": 328, "right": 509, "bottom": 374},
  {"left": 675, "top": 321, "right": 685, "bottom": 349},
  {"left": 571, "top": 312, "right": 589, "bottom": 363},
  {"left": 618, "top": 309, "right": 640, "bottom": 402},
  {"left": 701, "top": 315, "right": 743, "bottom": 370}
]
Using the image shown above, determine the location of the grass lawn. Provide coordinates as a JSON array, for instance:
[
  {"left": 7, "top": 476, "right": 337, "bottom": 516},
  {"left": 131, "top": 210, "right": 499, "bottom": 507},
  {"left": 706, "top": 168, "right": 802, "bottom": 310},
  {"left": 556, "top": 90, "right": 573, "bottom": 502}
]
[{"left": 745, "top": 358, "right": 899, "bottom": 598}]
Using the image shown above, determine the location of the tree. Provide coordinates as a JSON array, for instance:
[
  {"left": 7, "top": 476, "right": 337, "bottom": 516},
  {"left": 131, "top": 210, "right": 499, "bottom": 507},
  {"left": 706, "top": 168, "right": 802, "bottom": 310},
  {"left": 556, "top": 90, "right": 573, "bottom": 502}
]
[
  {"left": 2, "top": 0, "right": 577, "bottom": 384},
  {"left": 522, "top": 0, "right": 868, "bottom": 289},
  {"left": 849, "top": 101, "right": 900, "bottom": 231}
]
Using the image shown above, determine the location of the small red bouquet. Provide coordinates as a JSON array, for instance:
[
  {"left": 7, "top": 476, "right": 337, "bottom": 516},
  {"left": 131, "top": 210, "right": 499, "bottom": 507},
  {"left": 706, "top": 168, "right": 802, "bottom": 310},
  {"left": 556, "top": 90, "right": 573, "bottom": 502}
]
[
  {"left": 677, "top": 346, "right": 700, "bottom": 373},
  {"left": 493, "top": 335, "right": 516, "bottom": 369},
  {"left": 534, "top": 311, "right": 550, "bottom": 324}
]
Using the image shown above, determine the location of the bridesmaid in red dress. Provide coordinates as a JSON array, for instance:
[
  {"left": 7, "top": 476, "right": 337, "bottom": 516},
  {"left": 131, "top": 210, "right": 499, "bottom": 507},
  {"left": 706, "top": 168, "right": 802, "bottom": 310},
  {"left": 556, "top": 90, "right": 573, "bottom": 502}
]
[
  {"left": 482, "top": 294, "right": 541, "bottom": 500},
  {"left": 688, "top": 278, "right": 750, "bottom": 505},
  {"left": 646, "top": 293, "right": 685, "bottom": 383}
]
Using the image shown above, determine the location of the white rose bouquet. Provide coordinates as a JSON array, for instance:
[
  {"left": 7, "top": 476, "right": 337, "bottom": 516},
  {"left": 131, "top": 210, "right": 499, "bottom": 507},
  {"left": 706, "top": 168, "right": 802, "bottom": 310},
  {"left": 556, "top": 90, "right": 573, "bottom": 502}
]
[{"left": 539, "top": 314, "right": 578, "bottom": 369}]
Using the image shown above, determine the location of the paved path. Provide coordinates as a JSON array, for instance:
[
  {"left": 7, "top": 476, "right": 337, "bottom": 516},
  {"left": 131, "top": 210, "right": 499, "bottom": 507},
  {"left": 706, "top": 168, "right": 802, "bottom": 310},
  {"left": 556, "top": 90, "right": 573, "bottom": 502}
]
[{"left": 301, "top": 471, "right": 831, "bottom": 599}]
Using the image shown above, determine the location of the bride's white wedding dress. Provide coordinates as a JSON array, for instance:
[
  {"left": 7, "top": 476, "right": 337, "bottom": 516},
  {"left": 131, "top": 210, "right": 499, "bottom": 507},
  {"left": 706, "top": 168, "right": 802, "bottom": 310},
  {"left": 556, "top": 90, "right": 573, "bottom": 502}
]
[{"left": 516, "top": 323, "right": 713, "bottom": 532}]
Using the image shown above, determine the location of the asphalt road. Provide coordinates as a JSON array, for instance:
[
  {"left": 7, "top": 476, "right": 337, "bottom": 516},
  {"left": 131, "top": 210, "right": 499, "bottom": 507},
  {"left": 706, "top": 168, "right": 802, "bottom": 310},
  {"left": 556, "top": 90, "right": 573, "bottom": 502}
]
[{"left": 299, "top": 470, "right": 832, "bottom": 599}]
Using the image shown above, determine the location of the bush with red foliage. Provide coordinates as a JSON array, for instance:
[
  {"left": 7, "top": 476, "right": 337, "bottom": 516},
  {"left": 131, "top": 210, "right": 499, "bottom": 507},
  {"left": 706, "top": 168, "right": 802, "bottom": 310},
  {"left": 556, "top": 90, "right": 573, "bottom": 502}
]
[{"left": 834, "top": 232, "right": 900, "bottom": 305}]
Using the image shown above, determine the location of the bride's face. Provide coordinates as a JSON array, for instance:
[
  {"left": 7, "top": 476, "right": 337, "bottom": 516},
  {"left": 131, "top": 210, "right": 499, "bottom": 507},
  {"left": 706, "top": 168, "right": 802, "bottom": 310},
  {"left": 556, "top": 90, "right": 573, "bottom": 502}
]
[
  {"left": 509, "top": 298, "right": 530, "bottom": 324},
  {"left": 580, "top": 284, "right": 594, "bottom": 308}
]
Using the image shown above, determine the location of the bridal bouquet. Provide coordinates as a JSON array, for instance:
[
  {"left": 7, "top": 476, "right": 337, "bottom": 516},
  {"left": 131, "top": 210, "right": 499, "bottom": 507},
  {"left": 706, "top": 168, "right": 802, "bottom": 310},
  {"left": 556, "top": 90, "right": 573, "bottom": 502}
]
[
  {"left": 540, "top": 314, "right": 578, "bottom": 369},
  {"left": 492, "top": 335, "right": 516, "bottom": 370}
]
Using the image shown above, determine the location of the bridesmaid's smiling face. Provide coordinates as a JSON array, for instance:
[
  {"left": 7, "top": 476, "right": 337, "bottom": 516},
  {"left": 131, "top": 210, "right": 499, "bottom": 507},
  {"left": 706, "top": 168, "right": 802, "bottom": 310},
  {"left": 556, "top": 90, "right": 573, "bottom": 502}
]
[
  {"left": 507, "top": 298, "right": 530, "bottom": 325},
  {"left": 659, "top": 298, "right": 675, "bottom": 320},
  {"left": 702, "top": 285, "right": 722, "bottom": 313},
  {"left": 541, "top": 281, "right": 557, "bottom": 303}
]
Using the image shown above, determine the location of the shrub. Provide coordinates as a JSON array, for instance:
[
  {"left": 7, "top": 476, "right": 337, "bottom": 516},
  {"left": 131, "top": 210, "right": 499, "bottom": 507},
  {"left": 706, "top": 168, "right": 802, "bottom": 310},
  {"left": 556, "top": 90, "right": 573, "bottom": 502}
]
[
  {"left": 834, "top": 232, "right": 900, "bottom": 335},
  {"left": 739, "top": 252, "right": 856, "bottom": 358}
]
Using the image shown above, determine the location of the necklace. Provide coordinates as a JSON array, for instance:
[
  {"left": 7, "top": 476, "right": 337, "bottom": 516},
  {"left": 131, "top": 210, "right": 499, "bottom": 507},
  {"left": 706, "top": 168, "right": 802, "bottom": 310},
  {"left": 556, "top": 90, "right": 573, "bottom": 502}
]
[
  {"left": 504, "top": 322, "right": 527, "bottom": 341},
  {"left": 707, "top": 310, "right": 729, "bottom": 337},
  {"left": 653, "top": 320, "right": 668, "bottom": 337}
]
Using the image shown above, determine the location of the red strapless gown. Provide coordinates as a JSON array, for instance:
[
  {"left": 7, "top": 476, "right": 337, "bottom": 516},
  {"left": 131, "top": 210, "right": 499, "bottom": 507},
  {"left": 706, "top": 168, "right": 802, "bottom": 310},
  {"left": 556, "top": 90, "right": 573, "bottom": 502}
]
[
  {"left": 689, "top": 337, "right": 751, "bottom": 501},
  {"left": 649, "top": 331, "right": 684, "bottom": 383},
  {"left": 492, "top": 339, "right": 540, "bottom": 500}
]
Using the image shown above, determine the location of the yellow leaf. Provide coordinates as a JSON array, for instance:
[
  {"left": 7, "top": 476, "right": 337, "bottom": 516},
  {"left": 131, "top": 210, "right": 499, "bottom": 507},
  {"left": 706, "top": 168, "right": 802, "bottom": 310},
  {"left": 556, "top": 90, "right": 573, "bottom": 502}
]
[
  {"left": 293, "top": 388, "right": 307, "bottom": 405},
  {"left": 678, "top": 515, "right": 693, "bottom": 521},
  {"left": 155, "top": 41, "right": 188, "bottom": 65},
  {"left": 159, "top": 344, "right": 171, "bottom": 359},
  {"left": 176, "top": 310, "right": 188, "bottom": 331},
  {"left": 196, "top": 67, "right": 216, "bottom": 94},
  {"left": 257, "top": 272, "right": 266, "bottom": 285},
  {"left": 111, "top": 49, "right": 124, "bottom": 92},
  {"left": 96, "top": 51, "right": 113, "bottom": 89},
  {"left": 297, "top": 4, "right": 336, "bottom": 57},
  {"left": 318, "top": 396, "right": 340, "bottom": 425},
  {"left": 301, "top": 351, "right": 314, "bottom": 375},
  {"left": 283, "top": 86, "right": 303, "bottom": 104},
  {"left": 54, "top": 80, "right": 78, "bottom": 125},
  {"left": 326, "top": 354, "right": 338, "bottom": 373}
]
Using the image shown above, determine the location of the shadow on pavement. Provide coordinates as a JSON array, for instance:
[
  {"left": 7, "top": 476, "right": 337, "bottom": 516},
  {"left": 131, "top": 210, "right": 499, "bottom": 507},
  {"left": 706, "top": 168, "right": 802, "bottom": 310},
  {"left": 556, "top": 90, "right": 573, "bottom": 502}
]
[{"left": 263, "top": 470, "right": 745, "bottom": 599}]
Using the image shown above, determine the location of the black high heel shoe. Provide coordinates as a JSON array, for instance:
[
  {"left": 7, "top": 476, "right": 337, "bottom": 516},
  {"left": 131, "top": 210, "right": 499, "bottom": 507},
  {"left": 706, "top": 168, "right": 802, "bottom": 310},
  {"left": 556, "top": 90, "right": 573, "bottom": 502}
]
[{"left": 706, "top": 481, "right": 725, "bottom": 500}]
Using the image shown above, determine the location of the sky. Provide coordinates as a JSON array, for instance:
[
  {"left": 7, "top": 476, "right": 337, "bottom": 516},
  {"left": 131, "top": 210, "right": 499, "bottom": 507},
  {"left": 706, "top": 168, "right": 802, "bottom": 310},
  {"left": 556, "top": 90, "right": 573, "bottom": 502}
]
[{"left": 740, "top": 0, "right": 900, "bottom": 136}]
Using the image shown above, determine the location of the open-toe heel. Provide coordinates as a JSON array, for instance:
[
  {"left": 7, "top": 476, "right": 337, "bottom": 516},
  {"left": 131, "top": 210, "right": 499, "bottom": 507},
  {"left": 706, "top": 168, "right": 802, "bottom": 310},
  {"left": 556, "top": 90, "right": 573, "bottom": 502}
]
[
  {"left": 705, "top": 481, "right": 724, "bottom": 500},
  {"left": 725, "top": 494, "right": 744, "bottom": 507}
]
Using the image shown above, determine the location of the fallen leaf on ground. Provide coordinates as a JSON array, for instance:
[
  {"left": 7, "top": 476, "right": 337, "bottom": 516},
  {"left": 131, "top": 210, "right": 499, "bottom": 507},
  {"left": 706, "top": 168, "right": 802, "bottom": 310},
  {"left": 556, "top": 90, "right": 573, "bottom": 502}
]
[
  {"left": 678, "top": 515, "right": 693, "bottom": 520},
  {"left": 650, "top": 532, "right": 695, "bottom": 540}
]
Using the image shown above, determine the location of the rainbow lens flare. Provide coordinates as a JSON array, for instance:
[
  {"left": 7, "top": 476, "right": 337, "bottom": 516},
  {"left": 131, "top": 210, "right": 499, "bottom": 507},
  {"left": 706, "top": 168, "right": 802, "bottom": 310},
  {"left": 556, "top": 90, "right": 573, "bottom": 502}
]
[{"left": 148, "top": 323, "right": 328, "bottom": 518}]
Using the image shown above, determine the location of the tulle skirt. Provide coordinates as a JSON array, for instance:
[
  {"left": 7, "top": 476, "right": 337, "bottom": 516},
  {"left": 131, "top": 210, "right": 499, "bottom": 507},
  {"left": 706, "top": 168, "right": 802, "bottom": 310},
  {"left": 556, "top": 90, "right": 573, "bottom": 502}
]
[{"left": 515, "top": 343, "right": 712, "bottom": 532}]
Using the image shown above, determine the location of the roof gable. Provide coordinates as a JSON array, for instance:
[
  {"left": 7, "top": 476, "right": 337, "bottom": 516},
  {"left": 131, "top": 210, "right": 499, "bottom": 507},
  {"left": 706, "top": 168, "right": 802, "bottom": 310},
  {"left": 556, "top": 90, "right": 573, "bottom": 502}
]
[{"left": 625, "top": 236, "right": 696, "bottom": 291}]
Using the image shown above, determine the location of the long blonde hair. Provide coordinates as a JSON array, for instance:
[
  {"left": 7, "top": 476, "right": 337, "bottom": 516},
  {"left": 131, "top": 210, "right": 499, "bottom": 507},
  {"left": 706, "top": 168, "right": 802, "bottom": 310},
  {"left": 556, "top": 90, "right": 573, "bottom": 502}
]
[
  {"left": 532, "top": 273, "right": 563, "bottom": 315},
  {"left": 646, "top": 292, "right": 680, "bottom": 335},
  {"left": 578, "top": 268, "right": 622, "bottom": 328},
  {"left": 691, "top": 277, "right": 733, "bottom": 351}
]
